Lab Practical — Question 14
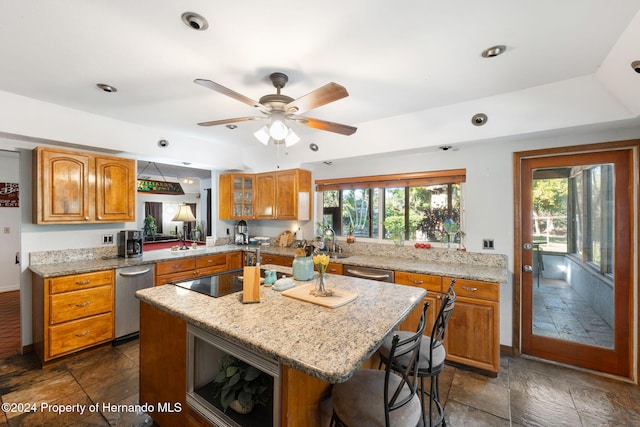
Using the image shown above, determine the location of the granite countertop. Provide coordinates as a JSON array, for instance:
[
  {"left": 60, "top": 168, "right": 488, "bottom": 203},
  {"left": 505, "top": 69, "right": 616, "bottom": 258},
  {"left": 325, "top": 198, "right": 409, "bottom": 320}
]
[
  {"left": 29, "top": 244, "right": 508, "bottom": 283},
  {"left": 136, "top": 271, "right": 426, "bottom": 383}
]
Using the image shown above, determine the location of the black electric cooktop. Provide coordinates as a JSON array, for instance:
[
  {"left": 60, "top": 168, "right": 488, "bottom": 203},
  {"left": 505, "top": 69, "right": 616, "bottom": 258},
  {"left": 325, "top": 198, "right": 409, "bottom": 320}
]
[
  {"left": 170, "top": 268, "right": 291, "bottom": 298},
  {"left": 171, "top": 269, "right": 244, "bottom": 298}
]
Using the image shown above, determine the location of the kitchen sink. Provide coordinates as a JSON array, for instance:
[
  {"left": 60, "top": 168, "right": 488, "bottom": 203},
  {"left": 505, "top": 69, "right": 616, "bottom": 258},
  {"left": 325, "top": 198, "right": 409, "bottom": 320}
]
[{"left": 327, "top": 252, "right": 349, "bottom": 259}]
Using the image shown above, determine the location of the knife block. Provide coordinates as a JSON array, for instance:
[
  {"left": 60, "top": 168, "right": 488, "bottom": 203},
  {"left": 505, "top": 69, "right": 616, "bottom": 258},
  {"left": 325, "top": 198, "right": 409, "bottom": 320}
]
[{"left": 242, "top": 266, "right": 261, "bottom": 303}]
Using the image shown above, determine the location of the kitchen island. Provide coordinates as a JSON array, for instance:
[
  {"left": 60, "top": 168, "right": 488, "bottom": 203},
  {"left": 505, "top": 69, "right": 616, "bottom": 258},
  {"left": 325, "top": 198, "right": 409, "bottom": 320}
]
[{"left": 136, "top": 270, "right": 426, "bottom": 426}]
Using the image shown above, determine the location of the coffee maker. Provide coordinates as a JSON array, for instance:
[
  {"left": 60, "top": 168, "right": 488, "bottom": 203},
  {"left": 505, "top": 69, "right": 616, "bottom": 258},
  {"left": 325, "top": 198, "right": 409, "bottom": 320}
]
[
  {"left": 118, "top": 230, "right": 143, "bottom": 258},
  {"left": 234, "top": 220, "right": 248, "bottom": 245}
]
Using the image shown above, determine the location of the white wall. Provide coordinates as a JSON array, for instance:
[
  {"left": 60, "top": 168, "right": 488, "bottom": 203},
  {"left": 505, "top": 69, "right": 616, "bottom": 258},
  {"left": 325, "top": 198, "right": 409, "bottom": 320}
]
[{"left": 0, "top": 150, "right": 20, "bottom": 292}]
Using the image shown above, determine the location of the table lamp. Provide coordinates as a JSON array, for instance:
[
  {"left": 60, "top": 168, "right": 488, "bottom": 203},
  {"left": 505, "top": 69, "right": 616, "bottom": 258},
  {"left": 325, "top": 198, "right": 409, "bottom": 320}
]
[{"left": 172, "top": 204, "right": 196, "bottom": 250}]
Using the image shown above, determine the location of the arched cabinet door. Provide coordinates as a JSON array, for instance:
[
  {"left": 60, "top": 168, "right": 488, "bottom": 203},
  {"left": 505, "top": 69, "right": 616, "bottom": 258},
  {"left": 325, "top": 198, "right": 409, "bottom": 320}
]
[{"left": 33, "top": 146, "right": 135, "bottom": 224}]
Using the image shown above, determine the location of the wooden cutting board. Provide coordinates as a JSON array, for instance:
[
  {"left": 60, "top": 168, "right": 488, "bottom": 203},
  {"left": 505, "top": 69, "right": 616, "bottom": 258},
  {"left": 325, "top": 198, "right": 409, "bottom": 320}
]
[{"left": 282, "top": 283, "right": 358, "bottom": 308}]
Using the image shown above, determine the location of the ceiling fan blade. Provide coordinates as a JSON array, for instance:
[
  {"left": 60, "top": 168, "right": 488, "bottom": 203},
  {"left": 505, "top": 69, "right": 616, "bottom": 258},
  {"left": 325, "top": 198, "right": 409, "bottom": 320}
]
[
  {"left": 284, "top": 82, "right": 349, "bottom": 114},
  {"left": 197, "top": 116, "right": 263, "bottom": 127},
  {"left": 194, "top": 79, "right": 269, "bottom": 113},
  {"left": 293, "top": 116, "right": 357, "bottom": 136}
]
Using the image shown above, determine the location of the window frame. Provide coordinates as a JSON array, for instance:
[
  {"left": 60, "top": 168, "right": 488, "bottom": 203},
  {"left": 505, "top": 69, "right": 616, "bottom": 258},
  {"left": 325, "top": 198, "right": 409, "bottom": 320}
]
[{"left": 316, "top": 169, "right": 465, "bottom": 244}]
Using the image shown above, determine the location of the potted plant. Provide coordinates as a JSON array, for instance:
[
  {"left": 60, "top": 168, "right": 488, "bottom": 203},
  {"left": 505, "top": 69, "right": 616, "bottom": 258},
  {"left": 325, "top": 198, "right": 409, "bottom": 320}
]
[
  {"left": 191, "top": 222, "right": 203, "bottom": 241},
  {"left": 143, "top": 215, "right": 157, "bottom": 240},
  {"left": 213, "top": 355, "right": 271, "bottom": 414}
]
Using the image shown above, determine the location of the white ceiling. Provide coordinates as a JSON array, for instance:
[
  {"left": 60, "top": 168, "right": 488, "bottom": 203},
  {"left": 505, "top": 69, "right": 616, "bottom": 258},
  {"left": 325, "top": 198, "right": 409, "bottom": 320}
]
[{"left": 1, "top": 1, "right": 640, "bottom": 169}]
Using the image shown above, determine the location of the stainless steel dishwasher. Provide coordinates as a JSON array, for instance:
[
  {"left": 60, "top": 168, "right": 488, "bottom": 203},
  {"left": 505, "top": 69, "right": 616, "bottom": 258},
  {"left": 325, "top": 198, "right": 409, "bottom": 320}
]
[
  {"left": 114, "top": 264, "right": 155, "bottom": 343},
  {"left": 343, "top": 265, "right": 395, "bottom": 282}
]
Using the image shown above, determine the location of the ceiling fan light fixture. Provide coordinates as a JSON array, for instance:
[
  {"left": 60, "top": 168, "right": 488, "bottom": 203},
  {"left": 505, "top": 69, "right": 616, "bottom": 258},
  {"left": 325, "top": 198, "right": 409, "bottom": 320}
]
[
  {"left": 254, "top": 125, "right": 270, "bottom": 145},
  {"left": 285, "top": 128, "right": 300, "bottom": 147},
  {"left": 269, "top": 118, "right": 288, "bottom": 140}
]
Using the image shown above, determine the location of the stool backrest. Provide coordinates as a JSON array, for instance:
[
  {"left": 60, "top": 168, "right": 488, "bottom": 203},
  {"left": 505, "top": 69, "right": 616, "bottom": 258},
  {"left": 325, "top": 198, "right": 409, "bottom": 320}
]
[
  {"left": 384, "top": 300, "right": 429, "bottom": 426},
  {"left": 430, "top": 279, "right": 456, "bottom": 358}
]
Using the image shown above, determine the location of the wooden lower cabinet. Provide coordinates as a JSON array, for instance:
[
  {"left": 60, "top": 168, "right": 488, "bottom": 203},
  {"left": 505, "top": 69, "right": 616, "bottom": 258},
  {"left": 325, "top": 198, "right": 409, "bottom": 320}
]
[
  {"left": 443, "top": 277, "right": 500, "bottom": 375},
  {"left": 155, "top": 252, "right": 243, "bottom": 285},
  {"left": 395, "top": 272, "right": 500, "bottom": 375},
  {"left": 32, "top": 270, "right": 115, "bottom": 365},
  {"left": 140, "top": 302, "right": 187, "bottom": 427}
]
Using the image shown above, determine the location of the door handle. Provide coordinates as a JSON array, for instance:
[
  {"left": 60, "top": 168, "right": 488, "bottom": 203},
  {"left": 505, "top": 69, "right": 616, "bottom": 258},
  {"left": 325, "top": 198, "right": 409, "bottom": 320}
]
[
  {"left": 118, "top": 268, "right": 152, "bottom": 277},
  {"left": 523, "top": 265, "right": 533, "bottom": 272}
]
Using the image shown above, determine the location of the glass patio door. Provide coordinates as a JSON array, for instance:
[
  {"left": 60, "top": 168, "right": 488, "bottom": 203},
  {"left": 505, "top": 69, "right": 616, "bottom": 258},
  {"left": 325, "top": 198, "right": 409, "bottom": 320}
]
[{"left": 520, "top": 149, "right": 633, "bottom": 377}]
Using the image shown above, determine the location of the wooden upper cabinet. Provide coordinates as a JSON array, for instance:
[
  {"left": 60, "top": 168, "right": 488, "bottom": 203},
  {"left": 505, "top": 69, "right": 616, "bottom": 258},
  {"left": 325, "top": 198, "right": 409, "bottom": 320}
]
[
  {"left": 219, "top": 174, "right": 255, "bottom": 220},
  {"left": 95, "top": 156, "right": 136, "bottom": 222},
  {"left": 33, "top": 146, "right": 135, "bottom": 224},
  {"left": 254, "top": 169, "right": 312, "bottom": 220},
  {"left": 254, "top": 172, "right": 276, "bottom": 219}
]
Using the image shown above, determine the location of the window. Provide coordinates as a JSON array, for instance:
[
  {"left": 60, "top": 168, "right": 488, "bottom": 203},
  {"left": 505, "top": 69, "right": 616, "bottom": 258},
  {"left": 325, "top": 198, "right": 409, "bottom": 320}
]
[
  {"left": 532, "top": 164, "right": 614, "bottom": 274},
  {"left": 316, "top": 170, "right": 464, "bottom": 243}
]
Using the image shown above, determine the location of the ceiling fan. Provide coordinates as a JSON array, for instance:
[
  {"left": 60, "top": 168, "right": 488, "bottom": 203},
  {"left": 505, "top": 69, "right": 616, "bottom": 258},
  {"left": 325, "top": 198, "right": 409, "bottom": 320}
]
[{"left": 194, "top": 72, "right": 357, "bottom": 146}]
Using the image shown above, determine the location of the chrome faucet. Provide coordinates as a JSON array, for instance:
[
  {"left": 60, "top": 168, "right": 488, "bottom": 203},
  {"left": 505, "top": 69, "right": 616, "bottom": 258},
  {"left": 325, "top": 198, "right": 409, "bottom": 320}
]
[{"left": 324, "top": 226, "right": 337, "bottom": 252}]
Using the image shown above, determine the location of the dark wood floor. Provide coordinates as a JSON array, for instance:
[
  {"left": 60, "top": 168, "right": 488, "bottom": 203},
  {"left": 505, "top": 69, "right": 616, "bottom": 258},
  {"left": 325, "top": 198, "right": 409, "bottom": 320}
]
[
  {"left": 0, "top": 291, "right": 20, "bottom": 359},
  {"left": 1, "top": 339, "right": 640, "bottom": 426}
]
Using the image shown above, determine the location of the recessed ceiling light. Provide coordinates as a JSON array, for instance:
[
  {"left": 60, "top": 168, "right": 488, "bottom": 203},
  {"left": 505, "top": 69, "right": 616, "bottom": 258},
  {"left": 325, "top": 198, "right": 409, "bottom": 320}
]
[
  {"left": 471, "top": 113, "right": 488, "bottom": 126},
  {"left": 96, "top": 83, "right": 117, "bottom": 93},
  {"left": 181, "top": 12, "right": 209, "bottom": 31},
  {"left": 631, "top": 60, "right": 640, "bottom": 74},
  {"left": 226, "top": 124, "right": 238, "bottom": 130},
  {"left": 309, "top": 143, "right": 319, "bottom": 152},
  {"left": 439, "top": 145, "right": 453, "bottom": 151},
  {"left": 481, "top": 45, "right": 506, "bottom": 58},
  {"left": 323, "top": 161, "right": 333, "bottom": 166},
  {"left": 158, "top": 139, "right": 169, "bottom": 148}
]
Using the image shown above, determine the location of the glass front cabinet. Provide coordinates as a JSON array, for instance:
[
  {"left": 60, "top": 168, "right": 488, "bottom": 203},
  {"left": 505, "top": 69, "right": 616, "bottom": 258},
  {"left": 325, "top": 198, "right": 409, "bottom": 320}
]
[{"left": 219, "top": 174, "right": 254, "bottom": 220}]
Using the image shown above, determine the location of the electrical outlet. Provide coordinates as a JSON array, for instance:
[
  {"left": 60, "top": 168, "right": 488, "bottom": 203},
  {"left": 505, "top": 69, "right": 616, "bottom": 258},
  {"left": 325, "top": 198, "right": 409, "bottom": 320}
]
[
  {"left": 482, "top": 239, "right": 495, "bottom": 250},
  {"left": 102, "top": 234, "right": 114, "bottom": 244}
]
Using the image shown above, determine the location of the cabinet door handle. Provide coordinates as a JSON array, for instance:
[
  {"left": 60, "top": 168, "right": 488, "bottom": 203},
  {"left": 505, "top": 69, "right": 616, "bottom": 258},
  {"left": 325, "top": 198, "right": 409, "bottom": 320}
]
[
  {"left": 193, "top": 270, "right": 199, "bottom": 275},
  {"left": 462, "top": 286, "right": 478, "bottom": 292},
  {"left": 97, "top": 216, "right": 102, "bottom": 220},
  {"left": 75, "top": 330, "right": 91, "bottom": 337},
  {"left": 84, "top": 216, "right": 90, "bottom": 221},
  {"left": 75, "top": 280, "right": 91, "bottom": 285},
  {"left": 75, "top": 301, "right": 91, "bottom": 307},
  {"left": 411, "top": 279, "right": 424, "bottom": 284}
]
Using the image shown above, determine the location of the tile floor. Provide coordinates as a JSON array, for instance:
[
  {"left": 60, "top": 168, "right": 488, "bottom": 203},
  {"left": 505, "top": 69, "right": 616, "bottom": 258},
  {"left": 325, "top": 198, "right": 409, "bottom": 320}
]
[
  {"left": 1, "top": 340, "right": 640, "bottom": 426},
  {"left": 533, "top": 278, "right": 614, "bottom": 348}
]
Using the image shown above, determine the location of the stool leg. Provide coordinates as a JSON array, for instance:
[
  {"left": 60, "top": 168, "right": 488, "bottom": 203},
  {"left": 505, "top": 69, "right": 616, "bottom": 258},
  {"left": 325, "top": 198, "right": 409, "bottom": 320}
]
[
  {"left": 420, "top": 376, "right": 427, "bottom": 427},
  {"left": 429, "top": 373, "right": 445, "bottom": 427}
]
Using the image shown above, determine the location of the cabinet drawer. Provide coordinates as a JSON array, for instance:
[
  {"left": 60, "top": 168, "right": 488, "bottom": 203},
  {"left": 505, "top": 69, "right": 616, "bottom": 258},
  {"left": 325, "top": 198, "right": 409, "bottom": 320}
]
[
  {"left": 156, "top": 270, "right": 198, "bottom": 286},
  {"left": 48, "top": 313, "right": 113, "bottom": 358},
  {"left": 49, "top": 285, "right": 113, "bottom": 324},
  {"left": 261, "top": 254, "right": 293, "bottom": 267},
  {"left": 326, "top": 263, "right": 343, "bottom": 275},
  {"left": 49, "top": 270, "right": 113, "bottom": 294},
  {"left": 156, "top": 258, "right": 196, "bottom": 276},
  {"left": 395, "top": 271, "right": 442, "bottom": 292},
  {"left": 195, "top": 254, "right": 227, "bottom": 269},
  {"left": 445, "top": 277, "right": 499, "bottom": 301}
]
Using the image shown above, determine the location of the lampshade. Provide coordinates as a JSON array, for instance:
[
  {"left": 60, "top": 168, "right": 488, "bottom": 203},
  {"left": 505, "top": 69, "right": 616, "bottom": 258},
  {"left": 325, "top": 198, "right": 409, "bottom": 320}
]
[
  {"left": 172, "top": 204, "right": 196, "bottom": 222},
  {"left": 254, "top": 125, "right": 270, "bottom": 145},
  {"left": 284, "top": 128, "right": 300, "bottom": 147}
]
